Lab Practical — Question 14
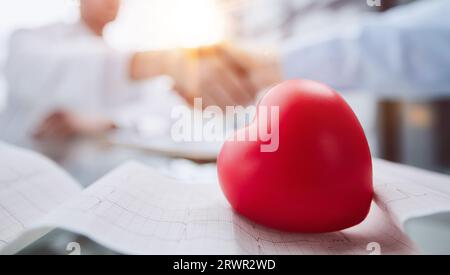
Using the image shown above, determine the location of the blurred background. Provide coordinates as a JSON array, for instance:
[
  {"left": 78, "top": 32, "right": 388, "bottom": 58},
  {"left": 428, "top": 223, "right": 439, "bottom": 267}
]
[{"left": 0, "top": 0, "right": 448, "bottom": 180}]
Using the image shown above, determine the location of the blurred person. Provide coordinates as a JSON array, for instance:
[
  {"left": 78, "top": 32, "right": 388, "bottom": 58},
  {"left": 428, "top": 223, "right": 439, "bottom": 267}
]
[
  {"left": 229, "top": 0, "right": 450, "bottom": 171},
  {"left": 1, "top": 0, "right": 257, "bottom": 147},
  {"left": 239, "top": 0, "right": 450, "bottom": 98}
]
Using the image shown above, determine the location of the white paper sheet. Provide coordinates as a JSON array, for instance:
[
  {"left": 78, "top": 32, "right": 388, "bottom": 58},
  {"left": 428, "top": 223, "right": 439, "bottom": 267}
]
[
  {"left": 2, "top": 141, "right": 449, "bottom": 255},
  {"left": 18, "top": 162, "right": 417, "bottom": 255},
  {"left": 0, "top": 142, "right": 82, "bottom": 251},
  {"left": 110, "top": 131, "right": 222, "bottom": 161},
  {"left": 373, "top": 159, "right": 450, "bottom": 227}
]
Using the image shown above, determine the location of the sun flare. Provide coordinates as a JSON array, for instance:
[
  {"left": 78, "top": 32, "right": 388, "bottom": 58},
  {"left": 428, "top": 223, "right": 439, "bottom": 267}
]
[
  {"left": 170, "top": 0, "right": 225, "bottom": 48},
  {"left": 105, "top": 0, "right": 227, "bottom": 51}
]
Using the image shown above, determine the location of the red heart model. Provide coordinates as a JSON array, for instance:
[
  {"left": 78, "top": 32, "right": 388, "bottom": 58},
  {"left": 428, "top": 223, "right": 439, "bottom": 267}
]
[{"left": 218, "top": 79, "right": 373, "bottom": 233}]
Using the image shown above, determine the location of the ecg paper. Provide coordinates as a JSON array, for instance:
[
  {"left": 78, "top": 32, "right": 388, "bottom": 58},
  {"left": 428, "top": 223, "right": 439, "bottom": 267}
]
[
  {"left": 0, "top": 143, "right": 82, "bottom": 251},
  {"left": 2, "top": 141, "right": 449, "bottom": 255},
  {"left": 373, "top": 159, "right": 450, "bottom": 228},
  {"left": 13, "top": 162, "right": 416, "bottom": 255}
]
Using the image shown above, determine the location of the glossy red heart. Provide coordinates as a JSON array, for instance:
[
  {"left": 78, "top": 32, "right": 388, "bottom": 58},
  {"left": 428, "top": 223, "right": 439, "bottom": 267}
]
[{"left": 218, "top": 80, "right": 373, "bottom": 233}]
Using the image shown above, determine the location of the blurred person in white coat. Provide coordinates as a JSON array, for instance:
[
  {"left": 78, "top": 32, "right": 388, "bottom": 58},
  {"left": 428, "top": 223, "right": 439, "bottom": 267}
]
[
  {"left": 243, "top": 0, "right": 450, "bottom": 99},
  {"left": 1, "top": 0, "right": 257, "bottom": 148}
]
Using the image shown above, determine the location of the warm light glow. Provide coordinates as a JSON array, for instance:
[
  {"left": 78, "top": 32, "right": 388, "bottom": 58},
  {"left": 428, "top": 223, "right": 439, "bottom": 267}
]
[
  {"left": 171, "top": 0, "right": 225, "bottom": 48},
  {"left": 105, "top": 0, "right": 227, "bottom": 51}
]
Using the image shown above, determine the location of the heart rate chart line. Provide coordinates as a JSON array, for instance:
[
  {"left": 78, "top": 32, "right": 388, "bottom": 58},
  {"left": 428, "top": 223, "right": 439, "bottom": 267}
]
[
  {"left": 373, "top": 159, "right": 450, "bottom": 226},
  {"left": 38, "top": 162, "right": 417, "bottom": 255},
  {"left": 0, "top": 144, "right": 82, "bottom": 250}
]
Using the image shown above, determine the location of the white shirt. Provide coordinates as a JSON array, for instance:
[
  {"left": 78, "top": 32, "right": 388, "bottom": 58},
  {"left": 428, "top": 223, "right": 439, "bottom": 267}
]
[
  {"left": 1, "top": 22, "right": 134, "bottom": 147},
  {"left": 282, "top": 0, "right": 450, "bottom": 99}
]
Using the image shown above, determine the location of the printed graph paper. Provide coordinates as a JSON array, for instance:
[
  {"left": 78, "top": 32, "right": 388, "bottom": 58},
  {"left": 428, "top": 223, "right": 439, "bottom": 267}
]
[
  {"left": 32, "top": 162, "right": 417, "bottom": 255},
  {"left": 0, "top": 143, "right": 81, "bottom": 250}
]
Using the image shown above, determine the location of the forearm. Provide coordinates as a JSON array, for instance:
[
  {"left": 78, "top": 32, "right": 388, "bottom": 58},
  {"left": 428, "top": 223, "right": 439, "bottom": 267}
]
[
  {"left": 281, "top": 32, "right": 364, "bottom": 91},
  {"left": 281, "top": 0, "right": 450, "bottom": 95},
  {"left": 129, "top": 46, "right": 223, "bottom": 81},
  {"left": 129, "top": 50, "right": 175, "bottom": 81}
]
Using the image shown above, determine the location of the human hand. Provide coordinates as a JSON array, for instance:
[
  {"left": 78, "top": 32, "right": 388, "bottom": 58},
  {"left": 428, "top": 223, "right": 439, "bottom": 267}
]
[
  {"left": 33, "top": 110, "right": 116, "bottom": 142},
  {"left": 167, "top": 44, "right": 259, "bottom": 109},
  {"left": 222, "top": 44, "right": 283, "bottom": 92},
  {"left": 130, "top": 44, "right": 281, "bottom": 109}
]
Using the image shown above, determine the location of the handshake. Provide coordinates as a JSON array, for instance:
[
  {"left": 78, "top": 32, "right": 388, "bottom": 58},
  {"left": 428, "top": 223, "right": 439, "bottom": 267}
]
[
  {"left": 34, "top": 44, "right": 282, "bottom": 143},
  {"left": 132, "top": 44, "right": 283, "bottom": 109}
]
